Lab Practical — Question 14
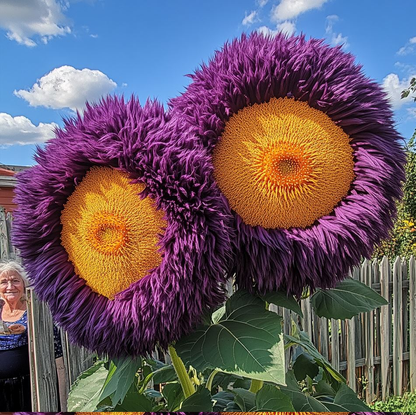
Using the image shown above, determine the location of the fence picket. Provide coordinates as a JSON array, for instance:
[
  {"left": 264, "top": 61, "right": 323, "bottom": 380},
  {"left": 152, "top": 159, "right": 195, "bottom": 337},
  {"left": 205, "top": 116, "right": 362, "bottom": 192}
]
[
  {"left": 393, "top": 257, "right": 403, "bottom": 396},
  {"left": 380, "top": 256, "right": 391, "bottom": 400},
  {"left": 410, "top": 256, "right": 416, "bottom": 391}
]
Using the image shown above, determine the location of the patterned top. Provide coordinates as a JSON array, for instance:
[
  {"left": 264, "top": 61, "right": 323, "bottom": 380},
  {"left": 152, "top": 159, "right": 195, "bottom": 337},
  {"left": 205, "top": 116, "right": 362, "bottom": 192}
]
[{"left": 0, "top": 302, "right": 63, "bottom": 357}]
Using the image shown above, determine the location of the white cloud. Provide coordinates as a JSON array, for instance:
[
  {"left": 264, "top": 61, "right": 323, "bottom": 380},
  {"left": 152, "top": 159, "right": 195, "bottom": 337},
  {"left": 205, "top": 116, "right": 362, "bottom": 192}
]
[
  {"left": 277, "top": 20, "right": 296, "bottom": 36},
  {"left": 0, "top": 113, "right": 57, "bottom": 146},
  {"left": 257, "top": 26, "right": 279, "bottom": 37},
  {"left": 272, "top": 0, "right": 328, "bottom": 22},
  {"left": 242, "top": 11, "right": 258, "bottom": 26},
  {"left": 14, "top": 65, "right": 117, "bottom": 111},
  {"left": 0, "top": 0, "right": 71, "bottom": 47},
  {"left": 382, "top": 73, "right": 416, "bottom": 109},
  {"left": 325, "top": 15, "right": 348, "bottom": 48},
  {"left": 257, "top": 0, "right": 269, "bottom": 7},
  {"left": 397, "top": 36, "right": 416, "bottom": 56}
]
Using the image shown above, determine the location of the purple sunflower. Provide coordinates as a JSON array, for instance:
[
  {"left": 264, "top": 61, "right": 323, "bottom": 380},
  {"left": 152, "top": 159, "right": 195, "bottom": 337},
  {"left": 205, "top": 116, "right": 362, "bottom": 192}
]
[
  {"left": 12, "top": 96, "right": 233, "bottom": 356},
  {"left": 170, "top": 32, "right": 406, "bottom": 296}
]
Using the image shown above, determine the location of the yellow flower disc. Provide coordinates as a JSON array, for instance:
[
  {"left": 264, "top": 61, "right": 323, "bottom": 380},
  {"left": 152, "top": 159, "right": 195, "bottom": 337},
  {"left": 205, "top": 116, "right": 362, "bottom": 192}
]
[
  {"left": 213, "top": 97, "right": 355, "bottom": 229},
  {"left": 61, "top": 166, "right": 166, "bottom": 299}
]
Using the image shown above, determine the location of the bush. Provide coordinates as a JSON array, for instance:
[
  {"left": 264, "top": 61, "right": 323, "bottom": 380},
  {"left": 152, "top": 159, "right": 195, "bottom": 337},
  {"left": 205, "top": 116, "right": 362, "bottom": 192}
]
[{"left": 370, "top": 390, "right": 416, "bottom": 413}]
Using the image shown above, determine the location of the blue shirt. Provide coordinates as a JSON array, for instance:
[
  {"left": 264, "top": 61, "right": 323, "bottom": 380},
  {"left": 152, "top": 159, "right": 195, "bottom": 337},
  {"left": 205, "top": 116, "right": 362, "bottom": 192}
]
[{"left": 0, "top": 302, "right": 63, "bottom": 357}]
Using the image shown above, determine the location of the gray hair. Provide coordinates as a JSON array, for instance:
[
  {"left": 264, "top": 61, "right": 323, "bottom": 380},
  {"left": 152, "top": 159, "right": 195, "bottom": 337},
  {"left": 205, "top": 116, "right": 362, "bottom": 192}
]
[{"left": 0, "top": 261, "right": 30, "bottom": 302}]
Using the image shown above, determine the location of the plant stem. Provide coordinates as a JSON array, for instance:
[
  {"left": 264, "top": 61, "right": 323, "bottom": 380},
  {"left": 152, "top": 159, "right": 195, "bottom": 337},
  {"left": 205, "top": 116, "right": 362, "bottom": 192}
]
[
  {"left": 168, "top": 344, "right": 196, "bottom": 398},
  {"left": 206, "top": 369, "right": 219, "bottom": 391},
  {"left": 249, "top": 379, "right": 264, "bottom": 393}
]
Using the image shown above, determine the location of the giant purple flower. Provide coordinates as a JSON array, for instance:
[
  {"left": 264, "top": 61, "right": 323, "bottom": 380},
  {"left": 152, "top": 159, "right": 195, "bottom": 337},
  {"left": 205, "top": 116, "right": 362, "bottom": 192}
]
[
  {"left": 13, "top": 96, "right": 233, "bottom": 356},
  {"left": 170, "top": 33, "right": 406, "bottom": 296}
]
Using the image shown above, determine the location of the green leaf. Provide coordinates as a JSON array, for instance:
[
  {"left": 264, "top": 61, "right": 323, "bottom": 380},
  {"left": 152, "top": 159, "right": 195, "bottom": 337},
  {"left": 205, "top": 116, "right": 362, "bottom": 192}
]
[
  {"left": 261, "top": 291, "right": 303, "bottom": 317},
  {"left": 279, "top": 371, "right": 329, "bottom": 412},
  {"left": 67, "top": 361, "right": 109, "bottom": 411},
  {"left": 99, "top": 356, "right": 142, "bottom": 405},
  {"left": 232, "top": 388, "right": 256, "bottom": 411},
  {"left": 311, "top": 278, "right": 388, "bottom": 319},
  {"left": 293, "top": 352, "right": 319, "bottom": 381},
  {"left": 162, "top": 382, "right": 184, "bottom": 411},
  {"left": 256, "top": 384, "right": 295, "bottom": 411},
  {"left": 176, "top": 290, "right": 286, "bottom": 384},
  {"left": 212, "top": 391, "right": 234, "bottom": 411},
  {"left": 152, "top": 364, "right": 177, "bottom": 384},
  {"left": 333, "top": 383, "right": 371, "bottom": 411},
  {"left": 285, "top": 329, "right": 345, "bottom": 383},
  {"left": 113, "top": 386, "right": 153, "bottom": 411},
  {"left": 315, "top": 379, "right": 337, "bottom": 397},
  {"left": 180, "top": 386, "right": 213, "bottom": 411}
]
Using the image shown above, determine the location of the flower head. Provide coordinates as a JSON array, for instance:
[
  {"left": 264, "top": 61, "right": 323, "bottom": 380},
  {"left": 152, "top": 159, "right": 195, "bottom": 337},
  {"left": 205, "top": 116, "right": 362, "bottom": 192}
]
[
  {"left": 13, "top": 96, "right": 232, "bottom": 356},
  {"left": 170, "top": 33, "right": 406, "bottom": 295}
]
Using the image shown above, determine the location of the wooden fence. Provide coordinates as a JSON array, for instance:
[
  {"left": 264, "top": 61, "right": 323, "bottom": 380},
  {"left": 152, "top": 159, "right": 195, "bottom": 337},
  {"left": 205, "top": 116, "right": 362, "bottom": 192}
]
[
  {"left": 284, "top": 256, "right": 416, "bottom": 403},
  {"left": 1, "top": 207, "right": 415, "bottom": 406}
]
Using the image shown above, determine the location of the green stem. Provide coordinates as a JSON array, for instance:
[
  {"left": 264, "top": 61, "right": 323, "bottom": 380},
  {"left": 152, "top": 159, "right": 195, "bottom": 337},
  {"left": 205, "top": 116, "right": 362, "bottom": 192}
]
[
  {"left": 168, "top": 344, "right": 196, "bottom": 398},
  {"left": 206, "top": 369, "right": 219, "bottom": 391},
  {"left": 249, "top": 379, "right": 264, "bottom": 393}
]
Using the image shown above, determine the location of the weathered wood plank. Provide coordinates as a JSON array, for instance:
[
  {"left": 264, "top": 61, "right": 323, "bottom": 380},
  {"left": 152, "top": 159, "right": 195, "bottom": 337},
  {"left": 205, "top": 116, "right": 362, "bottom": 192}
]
[
  {"left": 301, "top": 296, "right": 312, "bottom": 337},
  {"left": 409, "top": 256, "right": 416, "bottom": 392},
  {"left": 364, "top": 259, "right": 374, "bottom": 402},
  {"left": 393, "top": 257, "right": 403, "bottom": 396},
  {"left": 347, "top": 314, "right": 356, "bottom": 391},
  {"left": 62, "top": 331, "right": 94, "bottom": 386},
  {"left": 26, "top": 288, "right": 59, "bottom": 411},
  {"left": 331, "top": 318, "right": 340, "bottom": 372},
  {"left": 320, "top": 316, "right": 329, "bottom": 360},
  {"left": 380, "top": 256, "right": 391, "bottom": 400}
]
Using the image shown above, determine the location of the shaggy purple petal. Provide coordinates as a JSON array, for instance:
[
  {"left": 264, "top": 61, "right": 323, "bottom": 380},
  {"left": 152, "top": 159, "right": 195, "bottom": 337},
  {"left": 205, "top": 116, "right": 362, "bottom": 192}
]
[
  {"left": 170, "top": 33, "right": 406, "bottom": 296},
  {"left": 13, "top": 96, "right": 233, "bottom": 357}
]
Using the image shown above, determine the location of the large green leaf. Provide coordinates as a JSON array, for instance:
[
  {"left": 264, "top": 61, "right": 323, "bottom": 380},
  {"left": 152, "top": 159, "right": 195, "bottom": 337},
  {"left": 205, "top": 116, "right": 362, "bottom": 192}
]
[
  {"left": 67, "top": 361, "right": 109, "bottom": 411},
  {"left": 232, "top": 388, "right": 256, "bottom": 411},
  {"left": 311, "top": 278, "right": 388, "bottom": 319},
  {"left": 293, "top": 352, "right": 319, "bottom": 381},
  {"left": 333, "top": 383, "right": 371, "bottom": 411},
  {"left": 285, "top": 329, "right": 345, "bottom": 383},
  {"left": 261, "top": 291, "right": 303, "bottom": 317},
  {"left": 180, "top": 386, "right": 213, "bottom": 411},
  {"left": 279, "top": 371, "right": 329, "bottom": 412},
  {"left": 113, "top": 385, "right": 154, "bottom": 411},
  {"left": 99, "top": 356, "right": 142, "bottom": 405},
  {"left": 212, "top": 391, "right": 234, "bottom": 411},
  {"left": 176, "top": 290, "right": 286, "bottom": 384},
  {"left": 256, "top": 384, "right": 295, "bottom": 411}
]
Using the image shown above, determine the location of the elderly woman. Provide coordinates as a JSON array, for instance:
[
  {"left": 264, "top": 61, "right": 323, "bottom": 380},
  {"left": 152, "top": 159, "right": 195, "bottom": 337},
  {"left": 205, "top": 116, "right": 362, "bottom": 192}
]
[{"left": 0, "top": 260, "right": 32, "bottom": 410}]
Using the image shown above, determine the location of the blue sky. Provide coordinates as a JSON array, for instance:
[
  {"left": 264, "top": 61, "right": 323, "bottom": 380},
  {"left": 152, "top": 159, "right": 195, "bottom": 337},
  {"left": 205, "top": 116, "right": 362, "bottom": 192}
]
[{"left": 1, "top": 0, "right": 415, "bottom": 166}]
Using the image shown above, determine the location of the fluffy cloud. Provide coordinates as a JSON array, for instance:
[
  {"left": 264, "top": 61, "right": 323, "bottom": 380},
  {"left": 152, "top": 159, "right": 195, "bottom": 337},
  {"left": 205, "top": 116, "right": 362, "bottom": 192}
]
[
  {"left": 277, "top": 20, "right": 296, "bottom": 36},
  {"left": 382, "top": 73, "right": 416, "bottom": 109},
  {"left": 257, "top": 0, "right": 269, "bottom": 7},
  {"left": 257, "top": 21, "right": 296, "bottom": 38},
  {"left": 0, "top": 0, "right": 71, "bottom": 47},
  {"left": 14, "top": 66, "right": 117, "bottom": 111},
  {"left": 242, "top": 11, "right": 258, "bottom": 26},
  {"left": 397, "top": 36, "right": 416, "bottom": 56},
  {"left": 0, "top": 113, "right": 57, "bottom": 146},
  {"left": 257, "top": 26, "right": 279, "bottom": 37},
  {"left": 272, "top": 0, "right": 328, "bottom": 22},
  {"left": 325, "top": 15, "right": 349, "bottom": 48}
]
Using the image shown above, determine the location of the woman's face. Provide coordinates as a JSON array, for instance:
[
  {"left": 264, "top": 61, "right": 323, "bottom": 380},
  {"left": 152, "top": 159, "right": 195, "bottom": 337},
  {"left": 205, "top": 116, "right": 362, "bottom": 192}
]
[{"left": 0, "top": 270, "right": 25, "bottom": 303}]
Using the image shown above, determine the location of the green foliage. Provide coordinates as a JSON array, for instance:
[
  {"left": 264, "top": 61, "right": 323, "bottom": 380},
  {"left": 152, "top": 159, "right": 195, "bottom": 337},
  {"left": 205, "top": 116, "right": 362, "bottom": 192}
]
[
  {"left": 175, "top": 290, "right": 286, "bottom": 384},
  {"left": 311, "top": 277, "right": 388, "bottom": 319},
  {"left": 370, "top": 390, "right": 416, "bottom": 413},
  {"left": 67, "top": 285, "right": 386, "bottom": 412},
  {"left": 374, "top": 96, "right": 416, "bottom": 259}
]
